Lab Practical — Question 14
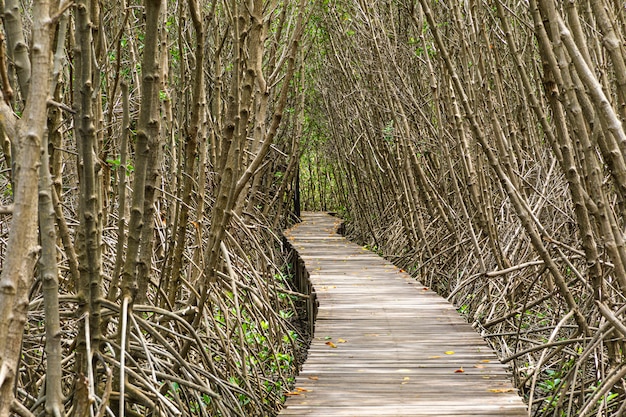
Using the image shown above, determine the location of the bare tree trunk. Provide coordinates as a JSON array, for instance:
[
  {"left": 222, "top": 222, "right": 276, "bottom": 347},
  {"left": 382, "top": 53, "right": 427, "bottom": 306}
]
[
  {"left": 120, "top": 0, "right": 163, "bottom": 303},
  {"left": 73, "top": 2, "right": 104, "bottom": 411},
  {"left": 166, "top": 0, "right": 205, "bottom": 305},
  {"left": 3, "top": 0, "right": 30, "bottom": 101},
  {"left": 109, "top": 82, "right": 130, "bottom": 301},
  {"left": 0, "top": 0, "right": 53, "bottom": 413},
  {"left": 39, "top": 130, "right": 65, "bottom": 417}
]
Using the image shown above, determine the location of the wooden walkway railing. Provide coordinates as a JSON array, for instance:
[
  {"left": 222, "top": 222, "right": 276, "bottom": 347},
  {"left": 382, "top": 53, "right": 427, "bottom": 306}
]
[{"left": 280, "top": 212, "right": 528, "bottom": 417}]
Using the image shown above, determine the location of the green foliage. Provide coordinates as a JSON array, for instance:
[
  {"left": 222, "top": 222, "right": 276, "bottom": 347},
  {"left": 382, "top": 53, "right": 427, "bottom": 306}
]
[
  {"left": 165, "top": 15, "right": 175, "bottom": 32},
  {"left": 208, "top": 274, "right": 301, "bottom": 409},
  {"left": 363, "top": 244, "right": 382, "bottom": 256},
  {"left": 537, "top": 357, "right": 577, "bottom": 415},
  {"left": 538, "top": 369, "right": 564, "bottom": 416},
  {"left": 106, "top": 156, "right": 134, "bottom": 175},
  {"left": 383, "top": 120, "right": 395, "bottom": 143},
  {"left": 3, "top": 182, "right": 12, "bottom": 198},
  {"left": 298, "top": 116, "right": 343, "bottom": 211},
  {"left": 414, "top": 43, "right": 436, "bottom": 58}
]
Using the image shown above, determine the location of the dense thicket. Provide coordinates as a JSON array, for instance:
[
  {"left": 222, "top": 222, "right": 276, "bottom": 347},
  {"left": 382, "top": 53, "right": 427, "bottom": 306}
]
[
  {"left": 302, "top": 1, "right": 626, "bottom": 416},
  {"left": 4, "top": 1, "right": 626, "bottom": 416},
  {"left": 0, "top": 1, "right": 308, "bottom": 416}
]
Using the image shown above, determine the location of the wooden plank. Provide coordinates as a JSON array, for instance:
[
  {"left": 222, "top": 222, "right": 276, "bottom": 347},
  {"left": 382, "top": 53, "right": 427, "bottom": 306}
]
[{"left": 279, "top": 212, "right": 527, "bottom": 416}]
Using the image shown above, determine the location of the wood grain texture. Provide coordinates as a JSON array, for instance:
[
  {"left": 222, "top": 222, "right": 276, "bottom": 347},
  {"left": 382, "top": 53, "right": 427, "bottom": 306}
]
[{"left": 279, "top": 212, "right": 528, "bottom": 416}]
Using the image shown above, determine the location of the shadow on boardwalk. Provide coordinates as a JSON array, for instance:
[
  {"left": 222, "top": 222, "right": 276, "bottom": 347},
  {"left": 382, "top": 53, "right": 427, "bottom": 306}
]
[{"left": 280, "top": 212, "right": 528, "bottom": 417}]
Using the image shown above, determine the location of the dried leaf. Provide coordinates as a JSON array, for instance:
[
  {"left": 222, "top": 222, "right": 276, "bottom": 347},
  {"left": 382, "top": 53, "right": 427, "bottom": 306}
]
[
  {"left": 295, "top": 387, "right": 311, "bottom": 392},
  {"left": 455, "top": 368, "right": 465, "bottom": 373},
  {"left": 337, "top": 338, "right": 347, "bottom": 343},
  {"left": 444, "top": 351, "right": 455, "bottom": 355},
  {"left": 284, "top": 392, "right": 301, "bottom": 396},
  {"left": 325, "top": 341, "right": 337, "bottom": 348},
  {"left": 488, "top": 388, "right": 515, "bottom": 393},
  {"left": 428, "top": 355, "right": 442, "bottom": 359},
  {"left": 481, "top": 359, "right": 491, "bottom": 363},
  {"left": 308, "top": 376, "right": 319, "bottom": 381}
]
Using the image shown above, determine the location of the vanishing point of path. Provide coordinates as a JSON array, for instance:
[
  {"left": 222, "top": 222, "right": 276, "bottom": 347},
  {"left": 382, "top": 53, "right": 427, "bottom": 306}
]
[{"left": 280, "top": 212, "right": 528, "bottom": 417}]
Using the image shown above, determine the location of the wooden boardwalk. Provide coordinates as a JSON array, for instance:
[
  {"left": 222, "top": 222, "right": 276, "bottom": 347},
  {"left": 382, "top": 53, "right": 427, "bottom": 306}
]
[{"left": 280, "top": 212, "right": 528, "bottom": 417}]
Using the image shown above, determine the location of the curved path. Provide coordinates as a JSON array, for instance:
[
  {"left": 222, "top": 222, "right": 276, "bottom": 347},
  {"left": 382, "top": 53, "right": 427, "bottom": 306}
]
[{"left": 280, "top": 212, "right": 527, "bottom": 416}]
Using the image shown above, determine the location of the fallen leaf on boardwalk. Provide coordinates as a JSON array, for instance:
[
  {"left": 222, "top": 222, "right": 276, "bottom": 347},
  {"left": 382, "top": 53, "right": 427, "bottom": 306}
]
[
  {"left": 399, "top": 269, "right": 405, "bottom": 273},
  {"left": 337, "top": 338, "right": 347, "bottom": 343},
  {"left": 455, "top": 368, "right": 465, "bottom": 373},
  {"left": 295, "top": 387, "right": 311, "bottom": 392},
  {"left": 428, "top": 356, "right": 441, "bottom": 359},
  {"left": 324, "top": 336, "right": 332, "bottom": 340},
  {"left": 444, "top": 351, "right": 455, "bottom": 355},
  {"left": 308, "top": 376, "right": 319, "bottom": 381},
  {"left": 401, "top": 377, "right": 410, "bottom": 385},
  {"left": 423, "top": 287, "right": 429, "bottom": 290},
  {"left": 284, "top": 392, "right": 301, "bottom": 396},
  {"left": 325, "top": 341, "right": 337, "bottom": 348},
  {"left": 481, "top": 359, "right": 491, "bottom": 363},
  {"left": 488, "top": 388, "right": 515, "bottom": 393}
]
